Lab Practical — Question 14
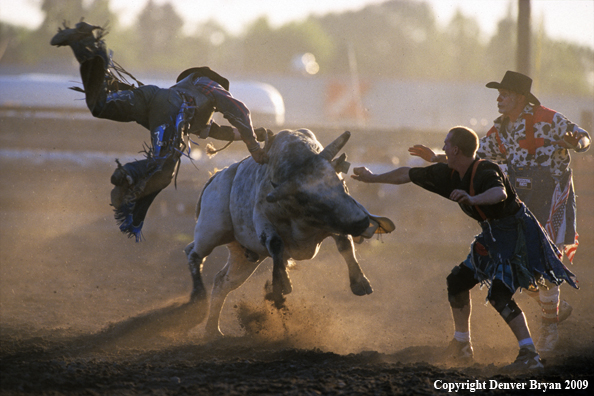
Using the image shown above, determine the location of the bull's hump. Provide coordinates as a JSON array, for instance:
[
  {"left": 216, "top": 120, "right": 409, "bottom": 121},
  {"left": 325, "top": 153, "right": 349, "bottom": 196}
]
[
  {"left": 269, "top": 131, "right": 323, "bottom": 180},
  {"left": 274, "top": 130, "right": 322, "bottom": 153}
]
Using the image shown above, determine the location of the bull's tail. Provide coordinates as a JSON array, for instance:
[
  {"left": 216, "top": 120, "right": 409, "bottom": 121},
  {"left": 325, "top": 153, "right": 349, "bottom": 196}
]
[
  {"left": 195, "top": 174, "right": 216, "bottom": 219},
  {"left": 195, "top": 161, "right": 243, "bottom": 219},
  {"left": 184, "top": 241, "right": 194, "bottom": 257}
]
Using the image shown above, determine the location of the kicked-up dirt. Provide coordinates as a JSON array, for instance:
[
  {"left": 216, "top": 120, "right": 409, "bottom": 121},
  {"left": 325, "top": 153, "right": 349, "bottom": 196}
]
[{"left": 1, "top": 115, "right": 593, "bottom": 395}]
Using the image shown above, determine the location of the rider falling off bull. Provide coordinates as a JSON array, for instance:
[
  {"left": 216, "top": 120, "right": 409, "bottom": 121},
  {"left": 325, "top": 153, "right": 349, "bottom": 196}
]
[{"left": 50, "top": 21, "right": 270, "bottom": 241}]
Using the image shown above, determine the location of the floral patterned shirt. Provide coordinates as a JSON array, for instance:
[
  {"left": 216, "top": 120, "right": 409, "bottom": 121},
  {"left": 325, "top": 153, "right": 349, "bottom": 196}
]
[{"left": 477, "top": 104, "right": 590, "bottom": 178}]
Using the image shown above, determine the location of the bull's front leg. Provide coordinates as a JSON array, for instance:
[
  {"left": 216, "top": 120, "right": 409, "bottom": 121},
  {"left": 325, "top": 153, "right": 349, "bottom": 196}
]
[
  {"left": 260, "top": 231, "right": 292, "bottom": 308},
  {"left": 332, "top": 234, "right": 373, "bottom": 296}
]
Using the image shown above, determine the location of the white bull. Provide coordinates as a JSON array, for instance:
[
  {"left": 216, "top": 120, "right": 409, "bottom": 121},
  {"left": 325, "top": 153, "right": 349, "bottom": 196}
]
[{"left": 184, "top": 129, "right": 393, "bottom": 337}]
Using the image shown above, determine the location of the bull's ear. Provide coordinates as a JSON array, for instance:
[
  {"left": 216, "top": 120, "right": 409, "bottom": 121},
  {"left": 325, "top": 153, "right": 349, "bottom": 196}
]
[
  {"left": 319, "top": 131, "right": 351, "bottom": 161},
  {"left": 331, "top": 153, "right": 350, "bottom": 174}
]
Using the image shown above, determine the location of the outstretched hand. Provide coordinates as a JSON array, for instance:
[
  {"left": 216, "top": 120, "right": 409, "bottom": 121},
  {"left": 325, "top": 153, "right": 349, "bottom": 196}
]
[
  {"left": 552, "top": 131, "right": 582, "bottom": 150},
  {"left": 408, "top": 145, "right": 437, "bottom": 162},
  {"left": 351, "top": 167, "right": 375, "bottom": 183},
  {"left": 254, "top": 127, "right": 274, "bottom": 142}
]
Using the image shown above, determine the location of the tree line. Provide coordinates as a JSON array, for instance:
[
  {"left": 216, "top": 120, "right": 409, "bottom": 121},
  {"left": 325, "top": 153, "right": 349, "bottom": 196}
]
[{"left": 1, "top": 0, "right": 592, "bottom": 96}]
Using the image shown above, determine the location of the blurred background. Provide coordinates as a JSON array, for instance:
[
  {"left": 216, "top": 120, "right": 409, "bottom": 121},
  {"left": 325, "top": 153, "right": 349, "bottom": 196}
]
[{"left": 0, "top": 0, "right": 593, "bottom": 131}]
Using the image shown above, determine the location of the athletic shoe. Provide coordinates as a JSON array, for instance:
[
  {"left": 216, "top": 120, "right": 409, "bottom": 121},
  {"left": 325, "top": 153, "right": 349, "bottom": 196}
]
[
  {"left": 50, "top": 21, "right": 103, "bottom": 47},
  {"left": 558, "top": 300, "right": 573, "bottom": 324},
  {"left": 445, "top": 338, "right": 474, "bottom": 365},
  {"left": 536, "top": 323, "right": 559, "bottom": 352},
  {"left": 501, "top": 347, "right": 544, "bottom": 373}
]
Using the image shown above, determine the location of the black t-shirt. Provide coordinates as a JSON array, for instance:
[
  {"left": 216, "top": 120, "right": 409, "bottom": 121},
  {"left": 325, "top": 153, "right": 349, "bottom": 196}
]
[{"left": 408, "top": 159, "right": 522, "bottom": 221}]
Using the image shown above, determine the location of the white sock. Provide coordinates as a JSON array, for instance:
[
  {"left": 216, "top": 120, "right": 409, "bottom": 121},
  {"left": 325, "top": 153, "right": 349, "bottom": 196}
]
[
  {"left": 518, "top": 337, "right": 535, "bottom": 351},
  {"left": 454, "top": 331, "right": 470, "bottom": 343}
]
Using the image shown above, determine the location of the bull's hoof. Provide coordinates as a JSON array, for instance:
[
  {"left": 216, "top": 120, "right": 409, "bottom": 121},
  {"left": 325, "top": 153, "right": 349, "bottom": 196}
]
[
  {"left": 272, "top": 293, "right": 286, "bottom": 310},
  {"left": 264, "top": 290, "right": 287, "bottom": 310},
  {"left": 281, "top": 280, "right": 292, "bottom": 295},
  {"left": 272, "top": 269, "right": 292, "bottom": 295},
  {"left": 350, "top": 275, "right": 373, "bottom": 296},
  {"left": 280, "top": 272, "right": 292, "bottom": 295},
  {"left": 190, "top": 288, "right": 207, "bottom": 303}
]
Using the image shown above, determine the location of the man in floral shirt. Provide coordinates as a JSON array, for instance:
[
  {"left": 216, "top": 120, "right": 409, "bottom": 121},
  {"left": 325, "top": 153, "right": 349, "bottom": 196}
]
[
  {"left": 410, "top": 71, "right": 590, "bottom": 352},
  {"left": 479, "top": 71, "right": 590, "bottom": 352}
]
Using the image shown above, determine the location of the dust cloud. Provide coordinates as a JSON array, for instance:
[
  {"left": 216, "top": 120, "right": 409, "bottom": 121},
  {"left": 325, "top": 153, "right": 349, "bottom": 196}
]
[{"left": 1, "top": 117, "right": 593, "bottom": 393}]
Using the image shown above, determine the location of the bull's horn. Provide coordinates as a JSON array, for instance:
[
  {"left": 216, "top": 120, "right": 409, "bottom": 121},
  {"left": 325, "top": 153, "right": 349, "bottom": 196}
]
[{"left": 319, "top": 131, "right": 351, "bottom": 161}]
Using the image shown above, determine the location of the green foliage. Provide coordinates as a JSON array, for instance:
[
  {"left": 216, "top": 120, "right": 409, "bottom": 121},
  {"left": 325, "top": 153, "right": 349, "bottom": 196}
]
[
  {"left": 133, "top": 1, "right": 184, "bottom": 69},
  {"left": 0, "top": 23, "right": 35, "bottom": 63},
  {"left": 318, "top": 1, "right": 442, "bottom": 78},
  {"left": 85, "top": 0, "right": 116, "bottom": 30},
  {"left": 536, "top": 39, "right": 594, "bottom": 96},
  {"left": 443, "top": 10, "right": 485, "bottom": 81},
  {"left": 484, "top": 6, "right": 518, "bottom": 81},
  {"left": 2, "top": 0, "right": 592, "bottom": 97},
  {"left": 40, "top": 0, "right": 85, "bottom": 37},
  {"left": 240, "top": 17, "right": 334, "bottom": 74}
]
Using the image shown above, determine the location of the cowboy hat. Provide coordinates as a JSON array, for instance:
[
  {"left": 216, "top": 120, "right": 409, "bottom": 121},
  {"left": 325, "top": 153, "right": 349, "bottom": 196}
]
[
  {"left": 176, "top": 66, "right": 230, "bottom": 90},
  {"left": 486, "top": 70, "right": 540, "bottom": 106}
]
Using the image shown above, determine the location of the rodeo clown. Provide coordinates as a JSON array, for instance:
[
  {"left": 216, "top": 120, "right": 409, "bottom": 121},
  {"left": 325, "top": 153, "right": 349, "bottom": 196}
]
[
  {"left": 480, "top": 71, "right": 590, "bottom": 352},
  {"left": 51, "top": 21, "right": 269, "bottom": 241},
  {"left": 351, "top": 126, "right": 578, "bottom": 373}
]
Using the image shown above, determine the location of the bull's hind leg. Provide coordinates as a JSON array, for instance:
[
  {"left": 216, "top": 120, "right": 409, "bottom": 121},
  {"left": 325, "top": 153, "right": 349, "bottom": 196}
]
[
  {"left": 332, "top": 234, "right": 373, "bottom": 296},
  {"left": 205, "top": 241, "right": 261, "bottom": 337},
  {"left": 185, "top": 221, "right": 234, "bottom": 324}
]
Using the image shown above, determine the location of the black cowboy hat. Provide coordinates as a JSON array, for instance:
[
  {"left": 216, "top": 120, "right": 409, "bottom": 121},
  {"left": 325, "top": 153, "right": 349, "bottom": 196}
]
[
  {"left": 176, "top": 67, "right": 230, "bottom": 90},
  {"left": 486, "top": 70, "right": 540, "bottom": 106}
]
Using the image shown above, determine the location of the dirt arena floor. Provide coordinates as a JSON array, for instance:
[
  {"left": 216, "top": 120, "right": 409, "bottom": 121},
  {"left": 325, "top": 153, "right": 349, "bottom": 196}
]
[{"left": 1, "top": 115, "right": 593, "bottom": 395}]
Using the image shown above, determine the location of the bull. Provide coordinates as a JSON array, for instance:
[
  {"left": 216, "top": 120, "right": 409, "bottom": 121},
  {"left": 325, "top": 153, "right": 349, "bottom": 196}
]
[{"left": 184, "top": 129, "right": 394, "bottom": 337}]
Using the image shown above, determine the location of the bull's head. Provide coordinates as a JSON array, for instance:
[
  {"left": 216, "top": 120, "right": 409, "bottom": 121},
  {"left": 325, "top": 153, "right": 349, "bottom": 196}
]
[
  {"left": 266, "top": 131, "right": 352, "bottom": 203},
  {"left": 264, "top": 129, "right": 392, "bottom": 239}
]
